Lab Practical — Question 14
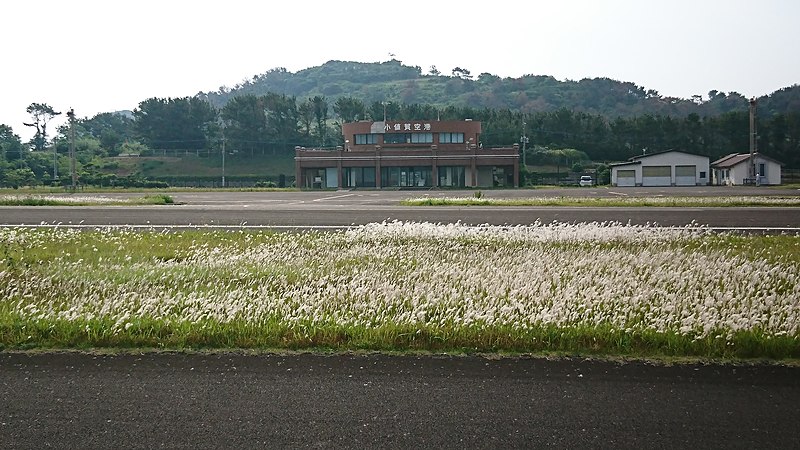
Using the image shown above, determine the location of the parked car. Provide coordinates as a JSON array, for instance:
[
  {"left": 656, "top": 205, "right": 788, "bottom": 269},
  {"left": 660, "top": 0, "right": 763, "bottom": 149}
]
[{"left": 579, "top": 175, "right": 593, "bottom": 187}]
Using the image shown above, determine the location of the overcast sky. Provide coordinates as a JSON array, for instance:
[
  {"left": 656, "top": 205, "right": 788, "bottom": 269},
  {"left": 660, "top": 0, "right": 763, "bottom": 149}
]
[{"left": 3, "top": 0, "right": 799, "bottom": 142}]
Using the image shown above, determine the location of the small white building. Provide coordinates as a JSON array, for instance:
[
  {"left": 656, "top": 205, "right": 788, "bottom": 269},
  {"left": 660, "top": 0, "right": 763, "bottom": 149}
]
[
  {"left": 711, "top": 153, "right": 783, "bottom": 186},
  {"left": 610, "top": 150, "right": 710, "bottom": 187}
]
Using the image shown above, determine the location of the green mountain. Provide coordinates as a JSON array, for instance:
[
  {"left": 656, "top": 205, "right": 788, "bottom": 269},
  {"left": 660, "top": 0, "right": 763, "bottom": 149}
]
[
  {"left": 4, "top": 60, "right": 797, "bottom": 190},
  {"left": 203, "top": 59, "right": 800, "bottom": 118}
]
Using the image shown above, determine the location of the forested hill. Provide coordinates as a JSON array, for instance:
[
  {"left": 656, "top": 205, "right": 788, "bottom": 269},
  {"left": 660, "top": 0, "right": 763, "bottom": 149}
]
[{"left": 203, "top": 59, "right": 800, "bottom": 118}]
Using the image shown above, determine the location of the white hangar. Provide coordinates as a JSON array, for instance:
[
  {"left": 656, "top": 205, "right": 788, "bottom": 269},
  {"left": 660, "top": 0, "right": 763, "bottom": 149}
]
[{"left": 610, "top": 150, "right": 710, "bottom": 187}]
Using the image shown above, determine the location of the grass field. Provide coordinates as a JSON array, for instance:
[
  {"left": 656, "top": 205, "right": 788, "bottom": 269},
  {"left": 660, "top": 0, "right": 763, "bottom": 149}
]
[
  {"left": 0, "top": 194, "right": 174, "bottom": 206},
  {"left": 1, "top": 222, "right": 798, "bottom": 360},
  {"left": 402, "top": 195, "right": 800, "bottom": 207}
]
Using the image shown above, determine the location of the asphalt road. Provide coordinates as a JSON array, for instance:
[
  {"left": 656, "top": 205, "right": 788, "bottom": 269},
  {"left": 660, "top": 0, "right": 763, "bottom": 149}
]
[
  {"left": 2, "top": 187, "right": 800, "bottom": 228},
  {"left": 2, "top": 352, "right": 799, "bottom": 449}
]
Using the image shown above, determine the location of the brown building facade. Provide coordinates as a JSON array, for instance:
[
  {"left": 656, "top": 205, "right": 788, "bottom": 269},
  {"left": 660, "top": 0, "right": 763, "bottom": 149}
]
[{"left": 295, "top": 120, "right": 519, "bottom": 189}]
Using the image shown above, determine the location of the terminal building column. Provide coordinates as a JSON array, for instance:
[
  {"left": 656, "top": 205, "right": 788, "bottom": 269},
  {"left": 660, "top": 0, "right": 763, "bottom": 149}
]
[
  {"left": 294, "top": 146, "right": 303, "bottom": 189},
  {"left": 337, "top": 148, "right": 343, "bottom": 188},
  {"left": 470, "top": 145, "right": 478, "bottom": 187},
  {"left": 431, "top": 145, "right": 438, "bottom": 188},
  {"left": 375, "top": 146, "right": 382, "bottom": 189}
]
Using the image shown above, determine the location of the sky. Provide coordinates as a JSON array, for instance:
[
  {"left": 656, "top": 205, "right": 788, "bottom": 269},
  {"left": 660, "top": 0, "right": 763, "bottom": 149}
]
[{"left": 3, "top": 0, "right": 799, "bottom": 142}]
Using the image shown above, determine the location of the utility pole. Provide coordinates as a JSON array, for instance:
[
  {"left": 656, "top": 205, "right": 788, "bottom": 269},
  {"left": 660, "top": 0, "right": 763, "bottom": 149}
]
[
  {"left": 52, "top": 138, "right": 58, "bottom": 182},
  {"left": 520, "top": 121, "right": 529, "bottom": 167},
  {"left": 749, "top": 97, "right": 757, "bottom": 181},
  {"left": 67, "top": 108, "right": 76, "bottom": 190},
  {"left": 221, "top": 121, "right": 226, "bottom": 188}
]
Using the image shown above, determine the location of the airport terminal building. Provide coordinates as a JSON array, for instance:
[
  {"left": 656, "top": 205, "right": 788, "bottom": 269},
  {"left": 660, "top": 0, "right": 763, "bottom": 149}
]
[{"left": 295, "top": 120, "right": 520, "bottom": 189}]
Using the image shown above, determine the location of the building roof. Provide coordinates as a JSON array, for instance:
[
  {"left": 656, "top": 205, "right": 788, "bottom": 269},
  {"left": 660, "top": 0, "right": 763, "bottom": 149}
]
[
  {"left": 609, "top": 160, "right": 641, "bottom": 168},
  {"left": 711, "top": 152, "right": 785, "bottom": 168},
  {"left": 609, "top": 149, "right": 708, "bottom": 167},
  {"left": 628, "top": 149, "right": 708, "bottom": 162},
  {"left": 711, "top": 153, "right": 750, "bottom": 168}
]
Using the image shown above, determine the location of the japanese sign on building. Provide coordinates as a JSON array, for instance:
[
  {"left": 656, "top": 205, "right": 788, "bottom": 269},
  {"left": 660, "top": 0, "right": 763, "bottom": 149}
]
[{"left": 384, "top": 122, "right": 432, "bottom": 132}]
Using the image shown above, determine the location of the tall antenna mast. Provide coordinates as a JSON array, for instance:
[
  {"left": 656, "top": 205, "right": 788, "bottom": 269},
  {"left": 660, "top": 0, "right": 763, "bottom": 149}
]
[{"left": 749, "top": 97, "right": 757, "bottom": 180}]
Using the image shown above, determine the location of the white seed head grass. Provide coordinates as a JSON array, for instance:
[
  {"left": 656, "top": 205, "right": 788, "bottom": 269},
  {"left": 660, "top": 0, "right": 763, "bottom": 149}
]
[
  {"left": 0, "top": 194, "right": 129, "bottom": 204},
  {"left": 1, "top": 221, "right": 798, "bottom": 340}
]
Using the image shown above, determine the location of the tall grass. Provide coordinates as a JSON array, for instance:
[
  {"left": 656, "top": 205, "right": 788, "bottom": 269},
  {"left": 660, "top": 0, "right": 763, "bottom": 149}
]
[{"left": 1, "top": 222, "right": 798, "bottom": 359}]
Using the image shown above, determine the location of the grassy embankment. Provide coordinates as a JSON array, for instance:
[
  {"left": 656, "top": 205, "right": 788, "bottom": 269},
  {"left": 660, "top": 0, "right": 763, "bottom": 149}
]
[
  {"left": 1, "top": 222, "right": 798, "bottom": 361},
  {"left": 109, "top": 152, "right": 295, "bottom": 183}
]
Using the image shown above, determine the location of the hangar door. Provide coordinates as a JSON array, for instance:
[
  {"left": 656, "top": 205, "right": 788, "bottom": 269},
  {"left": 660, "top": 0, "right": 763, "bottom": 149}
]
[
  {"left": 642, "top": 166, "right": 671, "bottom": 186},
  {"left": 675, "top": 165, "right": 696, "bottom": 186},
  {"left": 617, "top": 170, "right": 636, "bottom": 187}
]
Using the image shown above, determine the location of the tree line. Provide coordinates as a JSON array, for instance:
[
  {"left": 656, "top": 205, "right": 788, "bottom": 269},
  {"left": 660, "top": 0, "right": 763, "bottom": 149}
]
[
  {"left": 1, "top": 94, "right": 798, "bottom": 188},
  {"left": 205, "top": 60, "right": 800, "bottom": 122}
]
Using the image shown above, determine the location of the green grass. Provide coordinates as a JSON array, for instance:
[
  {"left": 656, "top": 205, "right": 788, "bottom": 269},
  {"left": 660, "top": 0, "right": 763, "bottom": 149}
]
[
  {"left": 0, "top": 194, "right": 175, "bottom": 206},
  {"left": 137, "top": 194, "right": 175, "bottom": 205},
  {"left": 0, "top": 186, "right": 297, "bottom": 195},
  {"left": 401, "top": 196, "right": 800, "bottom": 207},
  {"left": 1, "top": 319, "right": 795, "bottom": 359},
  {"left": 110, "top": 152, "right": 296, "bottom": 178}
]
